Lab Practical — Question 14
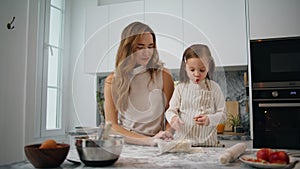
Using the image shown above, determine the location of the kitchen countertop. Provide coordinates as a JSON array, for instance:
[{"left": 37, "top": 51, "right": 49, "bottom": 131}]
[
  {"left": 2, "top": 143, "right": 300, "bottom": 169},
  {"left": 218, "top": 132, "right": 251, "bottom": 140}
]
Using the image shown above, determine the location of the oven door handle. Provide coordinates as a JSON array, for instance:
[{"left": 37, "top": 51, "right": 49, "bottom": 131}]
[{"left": 258, "top": 103, "right": 300, "bottom": 107}]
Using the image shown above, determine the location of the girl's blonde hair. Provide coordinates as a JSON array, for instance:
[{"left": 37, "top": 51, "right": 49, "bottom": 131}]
[
  {"left": 113, "top": 21, "right": 164, "bottom": 112},
  {"left": 179, "top": 44, "right": 215, "bottom": 83}
]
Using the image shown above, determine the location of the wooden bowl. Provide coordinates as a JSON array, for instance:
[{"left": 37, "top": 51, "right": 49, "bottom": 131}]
[{"left": 24, "top": 143, "right": 70, "bottom": 168}]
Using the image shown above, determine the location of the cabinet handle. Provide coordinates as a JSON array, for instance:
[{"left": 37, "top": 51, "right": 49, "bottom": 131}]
[{"left": 258, "top": 103, "right": 300, "bottom": 107}]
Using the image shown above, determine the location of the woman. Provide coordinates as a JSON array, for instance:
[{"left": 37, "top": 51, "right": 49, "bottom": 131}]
[{"left": 104, "top": 22, "right": 174, "bottom": 146}]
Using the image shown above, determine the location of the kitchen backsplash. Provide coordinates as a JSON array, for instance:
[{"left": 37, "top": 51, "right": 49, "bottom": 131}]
[{"left": 97, "top": 66, "right": 249, "bottom": 134}]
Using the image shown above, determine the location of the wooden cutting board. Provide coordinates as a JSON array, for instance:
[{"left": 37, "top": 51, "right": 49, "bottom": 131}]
[{"left": 224, "top": 101, "right": 239, "bottom": 131}]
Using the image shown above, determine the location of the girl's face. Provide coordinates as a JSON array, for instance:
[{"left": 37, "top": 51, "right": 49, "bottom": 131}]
[
  {"left": 133, "top": 32, "right": 154, "bottom": 66},
  {"left": 185, "top": 57, "right": 208, "bottom": 84}
]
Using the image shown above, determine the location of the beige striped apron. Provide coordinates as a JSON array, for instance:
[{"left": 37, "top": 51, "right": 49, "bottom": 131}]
[{"left": 174, "top": 88, "right": 218, "bottom": 147}]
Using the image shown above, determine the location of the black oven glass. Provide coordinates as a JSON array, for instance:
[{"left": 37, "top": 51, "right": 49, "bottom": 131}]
[
  {"left": 270, "top": 53, "right": 300, "bottom": 73},
  {"left": 251, "top": 37, "right": 300, "bottom": 83},
  {"left": 252, "top": 100, "right": 300, "bottom": 149}
]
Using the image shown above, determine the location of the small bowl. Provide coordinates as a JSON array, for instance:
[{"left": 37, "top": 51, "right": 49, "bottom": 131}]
[
  {"left": 24, "top": 143, "right": 70, "bottom": 168},
  {"left": 76, "top": 134, "right": 124, "bottom": 167}
]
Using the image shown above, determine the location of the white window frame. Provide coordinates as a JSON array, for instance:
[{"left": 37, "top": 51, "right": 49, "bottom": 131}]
[{"left": 36, "top": 0, "right": 66, "bottom": 138}]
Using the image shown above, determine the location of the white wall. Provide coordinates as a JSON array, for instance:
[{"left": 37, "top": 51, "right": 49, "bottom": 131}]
[
  {"left": 0, "top": 0, "right": 29, "bottom": 164},
  {"left": 0, "top": 0, "right": 99, "bottom": 165}
]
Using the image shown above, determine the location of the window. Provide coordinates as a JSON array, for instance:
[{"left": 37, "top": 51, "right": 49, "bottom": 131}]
[{"left": 38, "top": 0, "right": 65, "bottom": 137}]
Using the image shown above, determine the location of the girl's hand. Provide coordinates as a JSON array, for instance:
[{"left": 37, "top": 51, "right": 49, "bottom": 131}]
[
  {"left": 170, "top": 115, "right": 185, "bottom": 131},
  {"left": 194, "top": 115, "right": 210, "bottom": 126}
]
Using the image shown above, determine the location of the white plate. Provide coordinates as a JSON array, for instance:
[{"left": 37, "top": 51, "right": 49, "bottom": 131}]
[{"left": 239, "top": 154, "right": 293, "bottom": 169}]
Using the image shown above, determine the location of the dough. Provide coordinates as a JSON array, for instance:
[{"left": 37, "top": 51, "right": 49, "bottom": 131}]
[{"left": 154, "top": 139, "right": 191, "bottom": 154}]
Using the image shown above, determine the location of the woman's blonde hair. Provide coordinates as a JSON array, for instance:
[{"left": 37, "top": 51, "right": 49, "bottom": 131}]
[
  {"left": 179, "top": 44, "right": 215, "bottom": 83},
  {"left": 113, "top": 21, "right": 164, "bottom": 112}
]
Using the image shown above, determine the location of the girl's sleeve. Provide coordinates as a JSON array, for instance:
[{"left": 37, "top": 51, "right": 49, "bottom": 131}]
[
  {"left": 207, "top": 82, "right": 226, "bottom": 126},
  {"left": 165, "top": 84, "right": 182, "bottom": 123}
]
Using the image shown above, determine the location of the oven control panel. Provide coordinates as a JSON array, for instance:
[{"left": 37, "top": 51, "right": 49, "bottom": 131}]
[{"left": 253, "top": 88, "right": 300, "bottom": 100}]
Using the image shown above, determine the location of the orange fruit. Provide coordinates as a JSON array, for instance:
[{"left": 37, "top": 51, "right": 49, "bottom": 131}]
[{"left": 39, "top": 139, "right": 57, "bottom": 149}]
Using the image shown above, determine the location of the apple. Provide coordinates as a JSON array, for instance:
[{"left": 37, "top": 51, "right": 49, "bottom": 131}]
[
  {"left": 256, "top": 148, "right": 273, "bottom": 161},
  {"left": 269, "top": 151, "right": 290, "bottom": 164}
]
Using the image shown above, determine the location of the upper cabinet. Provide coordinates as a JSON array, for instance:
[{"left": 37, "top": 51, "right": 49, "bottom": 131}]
[
  {"left": 249, "top": 0, "right": 300, "bottom": 39},
  {"left": 84, "top": 1, "right": 144, "bottom": 73},
  {"left": 84, "top": 5, "right": 109, "bottom": 73},
  {"left": 107, "top": 1, "right": 144, "bottom": 72},
  {"left": 85, "top": 0, "right": 249, "bottom": 73},
  {"left": 183, "top": 0, "right": 248, "bottom": 67},
  {"left": 144, "top": 0, "right": 183, "bottom": 69}
]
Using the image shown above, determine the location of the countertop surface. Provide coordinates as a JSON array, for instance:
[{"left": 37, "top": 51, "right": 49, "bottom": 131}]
[{"left": 3, "top": 143, "right": 300, "bottom": 169}]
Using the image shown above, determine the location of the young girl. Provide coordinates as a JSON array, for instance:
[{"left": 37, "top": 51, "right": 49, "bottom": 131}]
[{"left": 165, "top": 44, "right": 226, "bottom": 147}]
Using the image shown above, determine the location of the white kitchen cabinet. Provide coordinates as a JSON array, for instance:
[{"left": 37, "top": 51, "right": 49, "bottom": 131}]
[
  {"left": 85, "top": 0, "right": 249, "bottom": 73},
  {"left": 84, "top": 6, "right": 109, "bottom": 73},
  {"left": 145, "top": 0, "right": 183, "bottom": 69},
  {"left": 84, "top": 1, "right": 144, "bottom": 73},
  {"left": 183, "top": 0, "right": 248, "bottom": 67},
  {"left": 108, "top": 1, "right": 144, "bottom": 72},
  {"left": 249, "top": 0, "right": 300, "bottom": 40}
]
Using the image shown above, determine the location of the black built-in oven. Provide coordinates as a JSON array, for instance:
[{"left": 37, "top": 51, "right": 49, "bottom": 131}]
[
  {"left": 251, "top": 36, "right": 300, "bottom": 149},
  {"left": 252, "top": 88, "right": 300, "bottom": 149}
]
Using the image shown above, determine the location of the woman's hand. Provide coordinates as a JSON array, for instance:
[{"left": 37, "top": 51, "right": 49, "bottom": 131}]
[
  {"left": 194, "top": 115, "right": 210, "bottom": 126},
  {"left": 147, "top": 130, "right": 174, "bottom": 146},
  {"left": 154, "top": 130, "right": 173, "bottom": 140},
  {"left": 170, "top": 115, "right": 185, "bottom": 131},
  {"left": 161, "top": 130, "right": 174, "bottom": 141}
]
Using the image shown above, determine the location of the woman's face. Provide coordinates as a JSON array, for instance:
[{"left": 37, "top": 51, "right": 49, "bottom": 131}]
[
  {"left": 133, "top": 32, "right": 154, "bottom": 66},
  {"left": 185, "top": 57, "right": 208, "bottom": 84}
]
